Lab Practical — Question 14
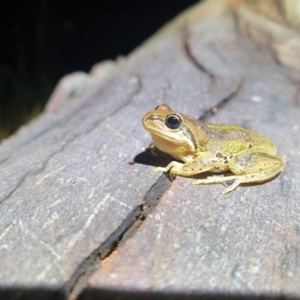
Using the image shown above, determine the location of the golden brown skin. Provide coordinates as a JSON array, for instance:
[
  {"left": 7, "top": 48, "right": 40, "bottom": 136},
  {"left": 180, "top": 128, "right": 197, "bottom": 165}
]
[{"left": 142, "top": 103, "right": 285, "bottom": 194}]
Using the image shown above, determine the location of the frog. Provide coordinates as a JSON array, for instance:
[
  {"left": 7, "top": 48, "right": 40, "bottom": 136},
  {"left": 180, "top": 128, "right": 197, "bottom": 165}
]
[{"left": 142, "top": 103, "right": 285, "bottom": 194}]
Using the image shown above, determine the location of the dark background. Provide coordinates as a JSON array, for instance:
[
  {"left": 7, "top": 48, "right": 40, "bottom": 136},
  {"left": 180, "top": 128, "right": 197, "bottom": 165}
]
[{"left": 0, "top": 0, "right": 200, "bottom": 140}]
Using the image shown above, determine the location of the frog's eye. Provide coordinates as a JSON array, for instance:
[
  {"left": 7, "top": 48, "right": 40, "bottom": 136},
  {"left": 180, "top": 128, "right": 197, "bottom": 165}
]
[{"left": 165, "top": 114, "right": 182, "bottom": 129}]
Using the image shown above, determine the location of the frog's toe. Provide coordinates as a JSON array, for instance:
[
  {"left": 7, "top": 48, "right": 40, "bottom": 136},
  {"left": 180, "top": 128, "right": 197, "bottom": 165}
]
[
  {"left": 220, "top": 186, "right": 235, "bottom": 194},
  {"left": 220, "top": 188, "right": 231, "bottom": 195},
  {"left": 168, "top": 173, "right": 177, "bottom": 182},
  {"left": 224, "top": 179, "right": 235, "bottom": 186},
  {"left": 220, "top": 180, "right": 240, "bottom": 194},
  {"left": 192, "top": 176, "right": 220, "bottom": 185},
  {"left": 153, "top": 167, "right": 165, "bottom": 172},
  {"left": 192, "top": 179, "right": 201, "bottom": 185}
]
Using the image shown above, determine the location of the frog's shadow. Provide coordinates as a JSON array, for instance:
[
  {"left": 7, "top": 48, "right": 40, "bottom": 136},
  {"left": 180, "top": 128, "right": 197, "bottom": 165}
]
[{"left": 133, "top": 148, "right": 174, "bottom": 167}]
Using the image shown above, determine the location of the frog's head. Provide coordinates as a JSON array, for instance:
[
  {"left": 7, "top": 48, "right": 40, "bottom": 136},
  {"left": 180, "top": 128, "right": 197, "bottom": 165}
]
[{"left": 142, "top": 104, "right": 209, "bottom": 157}]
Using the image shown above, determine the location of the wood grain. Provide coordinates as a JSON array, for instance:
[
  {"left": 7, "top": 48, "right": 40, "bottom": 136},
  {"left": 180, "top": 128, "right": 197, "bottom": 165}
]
[{"left": 1, "top": 0, "right": 300, "bottom": 299}]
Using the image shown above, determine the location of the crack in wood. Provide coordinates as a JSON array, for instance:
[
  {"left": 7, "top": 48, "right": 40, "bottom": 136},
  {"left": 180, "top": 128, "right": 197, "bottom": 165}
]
[
  {"left": 0, "top": 76, "right": 142, "bottom": 205},
  {"left": 198, "top": 82, "right": 243, "bottom": 121},
  {"left": 0, "top": 80, "right": 108, "bottom": 167},
  {"left": 0, "top": 171, "right": 31, "bottom": 204},
  {"left": 0, "top": 74, "right": 140, "bottom": 167},
  {"left": 0, "top": 137, "right": 78, "bottom": 204},
  {"left": 182, "top": 24, "right": 215, "bottom": 86},
  {"left": 64, "top": 174, "right": 171, "bottom": 300},
  {"left": 64, "top": 82, "right": 243, "bottom": 300}
]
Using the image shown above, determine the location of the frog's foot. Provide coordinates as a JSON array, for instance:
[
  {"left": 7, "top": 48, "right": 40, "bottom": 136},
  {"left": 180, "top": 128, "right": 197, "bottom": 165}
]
[
  {"left": 192, "top": 175, "right": 240, "bottom": 194},
  {"left": 153, "top": 166, "right": 176, "bottom": 181},
  {"left": 153, "top": 161, "right": 183, "bottom": 181},
  {"left": 153, "top": 166, "right": 169, "bottom": 172}
]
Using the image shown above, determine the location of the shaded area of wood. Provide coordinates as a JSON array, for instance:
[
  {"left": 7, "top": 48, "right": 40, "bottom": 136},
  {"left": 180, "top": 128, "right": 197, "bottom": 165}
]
[{"left": 1, "top": 0, "right": 300, "bottom": 300}]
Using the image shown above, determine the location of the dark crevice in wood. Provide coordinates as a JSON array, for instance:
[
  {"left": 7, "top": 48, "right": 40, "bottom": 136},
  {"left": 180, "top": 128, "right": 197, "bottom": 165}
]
[
  {"left": 182, "top": 25, "right": 215, "bottom": 86},
  {"left": 198, "top": 82, "right": 243, "bottom": 121},
  {"left": 64, "top": 174, "right": 171, "bottom": 300},
  {"left": 64, "top": 82, "right": 243, "bottom": 300}
]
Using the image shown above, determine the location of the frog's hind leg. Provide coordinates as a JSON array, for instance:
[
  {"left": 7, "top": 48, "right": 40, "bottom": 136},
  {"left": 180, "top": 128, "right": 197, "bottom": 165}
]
[{"left": 193, "top": 150, "right": 285, "bottom": 194}]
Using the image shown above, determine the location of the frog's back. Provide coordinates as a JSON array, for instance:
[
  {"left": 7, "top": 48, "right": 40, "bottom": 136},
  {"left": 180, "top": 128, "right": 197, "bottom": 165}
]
[{"left": 205, "top": 123, "right": 276, "bottom": 155}]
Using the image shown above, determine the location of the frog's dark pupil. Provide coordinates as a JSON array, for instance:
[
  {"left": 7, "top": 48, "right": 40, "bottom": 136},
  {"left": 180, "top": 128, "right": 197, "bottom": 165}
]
[{"left": 166, "top": 115, "right": 181, "bottom": 129}]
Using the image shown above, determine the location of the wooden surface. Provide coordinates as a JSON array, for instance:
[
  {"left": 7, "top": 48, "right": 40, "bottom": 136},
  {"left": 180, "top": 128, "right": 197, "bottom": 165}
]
[{"left": 1, "top": 0, "right": 300, "bottom": 299}]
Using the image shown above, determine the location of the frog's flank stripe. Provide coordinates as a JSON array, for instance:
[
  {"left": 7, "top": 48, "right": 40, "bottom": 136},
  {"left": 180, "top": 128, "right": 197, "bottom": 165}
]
[{"left": 182, "top": 125, "right": 198, "bottom": 149}]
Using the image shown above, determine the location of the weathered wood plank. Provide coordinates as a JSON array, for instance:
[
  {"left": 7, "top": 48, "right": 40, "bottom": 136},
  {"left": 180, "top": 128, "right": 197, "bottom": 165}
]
[
  {"left": 0, "top": 0, "right": 227, "bottom": 291},
  {"left": 1, "top": 0, "right": 300, "bottom": 299},
  {"left": 82, "top": 0, "right": 300, "bottom": 299}
]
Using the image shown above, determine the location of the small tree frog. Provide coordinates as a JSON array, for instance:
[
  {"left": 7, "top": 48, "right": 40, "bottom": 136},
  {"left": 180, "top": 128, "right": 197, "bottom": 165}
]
[{"left": 142, "top": 103, "right": 285, "bottom": 194}]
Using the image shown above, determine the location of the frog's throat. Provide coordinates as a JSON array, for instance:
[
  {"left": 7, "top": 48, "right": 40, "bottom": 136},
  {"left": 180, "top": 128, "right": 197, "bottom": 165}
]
[{"left": 149, "top": 129, "right": 196, "bottom": 150}]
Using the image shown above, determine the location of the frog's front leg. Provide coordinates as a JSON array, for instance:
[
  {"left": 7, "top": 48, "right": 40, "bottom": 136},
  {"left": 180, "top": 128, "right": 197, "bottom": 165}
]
[
  {"left": 193, "top": 149, "right": 285, "bottom": 194},
  {"left": 154, "top": 162, "right": 184, "bottom": 181},
  {"left": 148, "top": 142, "right": 158, "bottom": 156},
  {"left": 154, "top": 154, "right": 218, "bottom": 181}
]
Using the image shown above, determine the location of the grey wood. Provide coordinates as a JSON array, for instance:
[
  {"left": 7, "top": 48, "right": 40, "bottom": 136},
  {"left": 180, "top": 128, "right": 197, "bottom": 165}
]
[{"left": 1, "top": 0, "right": 300, "bottom": 299}]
